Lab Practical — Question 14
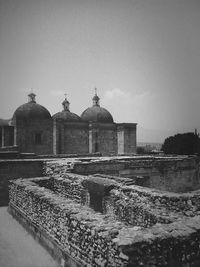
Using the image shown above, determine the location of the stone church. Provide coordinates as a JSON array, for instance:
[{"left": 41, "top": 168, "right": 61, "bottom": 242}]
[{"left": 0, "top": 91, "right": 137, "bottom": 156}]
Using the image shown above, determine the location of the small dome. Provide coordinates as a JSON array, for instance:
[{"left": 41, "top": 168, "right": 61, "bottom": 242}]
[
  {"left": 12, "top": 93, "right": 51, "bottom": 121},
  {"left": 81, "top": 89, "right": 114, "bottom": 123},
  {"left": 53, "top": 110, "right": 82, "bottom": 122},
  {"left": 81, "top": 106, "right": 113, "bottom": 123},
  {"left": 53, "top": 95, "right": 82, "bottom": 122}
]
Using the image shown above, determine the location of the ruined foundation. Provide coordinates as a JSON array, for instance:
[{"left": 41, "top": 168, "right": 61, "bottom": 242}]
[{"left": 7, "top": 155, "right": 200, "bottom": 267}]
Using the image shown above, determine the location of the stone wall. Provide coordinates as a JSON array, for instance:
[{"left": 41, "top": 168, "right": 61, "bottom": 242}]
[
  {"left": 36, "top": 174, "right": 89, "bottom": 205},
  {"left": 53, "top": 122, "right": 89, "bottom": 155},
  {"left": 98, "top": 126, "right": 117, "bottom": 156},
  {"left": 3, "top": 126, "right": 14, "bottom": 146},
  {"left": 117, "top": 123, "right": 137, "bottom": 154},
  {"left": 0, "top": 159, "right": 44, "bottom": 206},
  {"left": 15, "top": 119, "right": 53, "bottom": 155},
  {"left": 39, "top": 173, "right": 200, "bottom": 228},
  {"left": 64, "top": 124, "right": 89, "bottom": 154},
  {"left": 73, "top": 161, "right": 125, "bottom": 175},
  {"left": 71, "top": 156, "right": 200, "bottom": 193},
  {"left": 9, "top": 178, "right": 128, "bottom": 267},
  {"left": 89, "top": 123, "right": 118, "bottom": 155},
  {"left": 8, "top": 176, "right": 200, "bottom": 267}
]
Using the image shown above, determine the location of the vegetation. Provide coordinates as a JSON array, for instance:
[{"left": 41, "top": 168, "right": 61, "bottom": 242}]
[{"left": 162, "top": 132, "right": 200, "bottom": 155}]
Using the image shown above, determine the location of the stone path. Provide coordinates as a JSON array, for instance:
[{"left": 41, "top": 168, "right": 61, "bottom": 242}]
[{"left": 0, "top": 207, "right": 60, "bottom": 267}]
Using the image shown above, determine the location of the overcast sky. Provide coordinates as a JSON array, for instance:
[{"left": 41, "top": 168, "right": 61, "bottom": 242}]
[{"left": 0, "top": 0, "right": 200, "bottom": 143}]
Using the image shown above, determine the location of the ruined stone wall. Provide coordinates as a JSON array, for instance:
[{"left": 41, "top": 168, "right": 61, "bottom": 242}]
[
  {"left": 0, "top": 159, "right": 44, "bottom": 206},
  {"left": 72, "top": 156, "right": 200, "bottom": 193},
  {"left": 120, "top": 157, "right": 200, "bottom": 193},
  {"left": 9, "top": 178, "right": 128, "bottom": 267},
  {"left": 105, "top": 185, "right": 200, "bottom": 226},
  {"left": 105, "top": 188, "right": 173, "bottom": 227},
  {"left": 38, "top": 165, "right": 200, "bottom": 228},
  {"left": 44, "top": 159, "right": 78, "bottom": 176},
  {"left": 37, "top": 174, "right": 89, "bottom": 205},
  {"left": 9, "top": 177, "right": 200, "bottom": 267},
  {"left": 21, "top": 172, "right": 175, "bottom": 229},
  {"left": 73, "top": 161, "right": 125, "bottom": 175},
  {"left": 119, "top": 184, "right": 200, "bottom": 215},
  {"left": 44, "top": 155, "right": 200, "bottom": 193}
]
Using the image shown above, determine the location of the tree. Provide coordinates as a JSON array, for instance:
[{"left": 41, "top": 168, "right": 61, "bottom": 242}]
[{"left": 162, "top": 132, "right": 200, "bottom": 155}]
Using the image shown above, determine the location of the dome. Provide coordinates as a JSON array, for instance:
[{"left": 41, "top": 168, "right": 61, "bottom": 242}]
[
  {"left": 81, "top": 106, "right": 113, "bottom": 123},
  {"left": 53, "top": 110, "right": 82, "bottom": 122},
  {"left": 12, "top": 93, "right": 51, "bottom": 121},
  {"left": 53, "top": 95, "right": 82, "bottom": 122},
  {"left": 81, "top": 90, "right": 114, "bottom": 123}
]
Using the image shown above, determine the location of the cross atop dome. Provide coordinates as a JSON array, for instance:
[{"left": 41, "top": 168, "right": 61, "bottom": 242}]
[
  {"left": 62, "top": 93, "right": 70, "bottom": 111},
  {"left": 92, "top": 87, "right": 100, "bottom": 106},
  {"left": 28, "top": 89, "right": 36, "bottom": 103}
]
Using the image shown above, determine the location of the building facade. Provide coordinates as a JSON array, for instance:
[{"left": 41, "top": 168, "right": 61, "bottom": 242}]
[{"left": 0, "top": 91, "right": 137, "bottom": 156}]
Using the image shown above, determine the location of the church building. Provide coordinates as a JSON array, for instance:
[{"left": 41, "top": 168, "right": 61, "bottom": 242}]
[{"left": 0, "top": 91, "right": 137, "bottom": 156}]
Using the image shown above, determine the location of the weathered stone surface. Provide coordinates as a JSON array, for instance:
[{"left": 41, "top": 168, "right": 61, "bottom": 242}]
[
  {"left": 8, "top": 172, "right": 200, "bottom": 267},
  {"left": 6, "top": 155, "right": 200, "bottom": 266},
  {"left": 0, "top": 159, "right": 44, "bottom": 206},
  {"left": 9, "top": 178, "right": 128, "bottom": 266},
  {"left": 64, "top": 155, "right": 200, "bottom": 193}
]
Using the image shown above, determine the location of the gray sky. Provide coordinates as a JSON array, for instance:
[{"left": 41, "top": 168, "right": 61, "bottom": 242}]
[{"left": 0, "top": 0, "right": 200, "bottom": 143}]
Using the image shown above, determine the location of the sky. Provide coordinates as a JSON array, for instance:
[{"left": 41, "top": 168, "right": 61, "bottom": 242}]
[{"left": 0, "top": 0, "right": 200, "bottom": 143}]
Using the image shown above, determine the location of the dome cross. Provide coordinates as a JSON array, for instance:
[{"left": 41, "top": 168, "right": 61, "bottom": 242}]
[
  {"left": 92, "top": 87, "right": 100, "bottom": 106},
  {"left": 28, "top": 89, "right": 36, "bottom": 103},
  {"left": 62, "top": 93, "right": 70, "bottom": 111}
]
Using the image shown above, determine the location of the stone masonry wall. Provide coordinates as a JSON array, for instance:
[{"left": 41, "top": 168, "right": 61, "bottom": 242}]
[
  {"left": 0, "top": 159, "right": 44, "bottom": 206},
  {"left": 64, "top": 124, "right": 89, "bottom": 155},
  {"left": 117, "top": 124, "right": 137, "bottom": 155},
  {"left": 44, "top": 161, "right": 168, "bottom": 227},
  {"left": 9, "top": 177, "right": 200, "bottom": 267},
  {"left": 36, "top": 174, "right": 89, "bottom": 205},
  {"left": 71, "top": 156, "right": 200, "bottom": 193},
  {"left": 9, "top": 178, "right": 128, "bottom": 267},
  {"left": 40, "top": 163, "right": 200, "bottom": 228},
  {"left": 98, "top": 127, "right": 117, "bottom": 156},
  {"left": 16, "top": 119, "right": 53, "bottom": 155}
]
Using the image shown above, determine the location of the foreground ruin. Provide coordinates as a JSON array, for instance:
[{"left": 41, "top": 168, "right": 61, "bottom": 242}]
[{"left": 7, "top": 155, "right": 200, "bottom": 266}]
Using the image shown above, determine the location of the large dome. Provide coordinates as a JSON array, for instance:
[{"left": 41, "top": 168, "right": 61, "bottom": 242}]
[
  {"left": 12, "top": 93, "right": 51, "bottom": 121},
  {"left": 81, "top": 91, "right": 114, "bottom": 123},
  {"left": 53, "top": 96, "right": 82, "bottom": 122}
]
